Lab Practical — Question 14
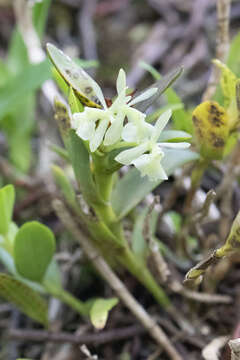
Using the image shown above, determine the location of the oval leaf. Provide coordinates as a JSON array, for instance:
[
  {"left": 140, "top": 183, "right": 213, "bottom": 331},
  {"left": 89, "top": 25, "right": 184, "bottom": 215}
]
[
  {"left": 14, "top": 221, "right": 56, "bottom": 282},
  {"left": 0, "top": 273, "right": 48, "bottom": 326},
  {"left": 90, "top": 298, "right": 118, "bottom": 329},
  {"left": 0, "top": 185, "right": 15, "bottom": 236}
]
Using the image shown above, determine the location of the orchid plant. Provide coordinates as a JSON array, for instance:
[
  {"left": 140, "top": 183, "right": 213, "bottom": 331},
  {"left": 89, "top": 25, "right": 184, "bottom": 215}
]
[
  {"left": 71, "top": 67, "right": 190, "bottom": 181},
  {"left": 46, "top": 43, "right": 198, "bottom": 311}
]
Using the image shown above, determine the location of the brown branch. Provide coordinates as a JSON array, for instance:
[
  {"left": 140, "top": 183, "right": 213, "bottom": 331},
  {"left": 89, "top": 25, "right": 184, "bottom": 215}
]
[
  {"left": 8, "top": 325, "right": 144, "bottom": 346},
  {"left": 202, "top": 0, "right": 232, "bottom": 101},
  {"left": 53, "top": 199, "right": 183, "bottom": 360}
]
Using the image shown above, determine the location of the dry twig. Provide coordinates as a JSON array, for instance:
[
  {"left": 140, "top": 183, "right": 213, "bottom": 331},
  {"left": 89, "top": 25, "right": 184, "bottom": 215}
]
[
  {"left": 8, "top": 325, "right": 144, "bottom": 346},
  {"left": 53, "top": 199, "right": 183, "bottom": 360},
  {"left": 202, "top": 0, "right": 232, "bottom": 101}
]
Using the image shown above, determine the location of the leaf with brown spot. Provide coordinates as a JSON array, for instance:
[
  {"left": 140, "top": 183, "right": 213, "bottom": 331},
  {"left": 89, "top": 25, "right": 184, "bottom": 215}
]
[{"left": 192, "top": 101, "right": 229, "bottom": 160}]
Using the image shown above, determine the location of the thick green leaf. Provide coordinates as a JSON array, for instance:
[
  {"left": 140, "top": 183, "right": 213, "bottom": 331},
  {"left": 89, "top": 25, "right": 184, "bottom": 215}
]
[
  {"left": 133, "top": 66, "right": 183, "bottom": 112},
  {"left": 90, "top": 298, "right": 118, "bottom": 329},
  {"left": 1, "top": 93, "right": 35, "bottom": 172},
  {"left": 7, "top": 30, "right": 28, "bottom": 75},
  {"left": 0, "top": 273, "right": 48, "bottom": 326},
  {"left": 50, "top": 144, "right": 69, "bottom": 161},
  {"left": 146, "top": 103, "right": 183, "bottom": 123},
  {"left": 165, "top": 87, "right": 193, "bottom": 133},
  {"left": 8, "top": 133, "right": 32, "bottom": 172},
  {"left": 68, "top": 87, "right": 84, "bottom": 113},
  {"left": 52, "top": 165, "right": 76, "bottom": 207},
  {"left": 14, "top": 221, "right": 56, "bottom": 282},
  {"left": 112, "top": 149, "right": 199, "bottom": 219},
  {"left": 0, "top": 247, "right": 45, "bottom": 293},
  {"left": 0, "top": 60, "right": 51, "bottom": 120},
  {"left": 0, "top": 185, "right": 15, "bottom": 236},
  {"left": 68, "top": 130, "right": 102, "bottom": 206},
  {"left": 0, "top": 58, "right": 10, "bottom": 87},
  {"left": 33, "top": 0, "right": 52, "bottom": 39}
]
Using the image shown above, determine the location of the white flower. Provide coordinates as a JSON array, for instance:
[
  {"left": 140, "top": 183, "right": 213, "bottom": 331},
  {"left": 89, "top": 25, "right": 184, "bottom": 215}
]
[
  {"left": 72, "top": 69, "right": 157, "bottom": 152},
  {"left": 115, "top": 110, "right": 190, "bottom": 181}
]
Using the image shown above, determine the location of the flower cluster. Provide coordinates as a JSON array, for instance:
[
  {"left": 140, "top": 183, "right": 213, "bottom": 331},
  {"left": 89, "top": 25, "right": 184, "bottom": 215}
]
[{"left": 72, "top": 69, "right": 190, "bottom": 181}]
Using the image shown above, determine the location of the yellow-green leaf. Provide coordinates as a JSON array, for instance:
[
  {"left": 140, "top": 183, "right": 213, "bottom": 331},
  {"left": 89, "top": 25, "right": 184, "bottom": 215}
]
[
  {"left": 90, "top": 298, "right": 118, "bottom": 329},
  {"left": 213, "top": 59, "right": 237, "bottom": 108},
  {"left": 216, "top": 211, "right": 240, "bottom": 257},
  {"left": 68, "top": 86, "right": 84, "bottom": 113}
]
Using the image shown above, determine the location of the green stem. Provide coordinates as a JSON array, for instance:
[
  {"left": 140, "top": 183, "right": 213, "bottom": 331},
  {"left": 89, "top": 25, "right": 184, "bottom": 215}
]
[
  {"left": 119, "top": 248, "right": 170, "bottom": 308},
  {"left": 91, "top": 154, "right": 170, "bottom": 308},
  {"left": 45, "top": 284, "right": 88, "bottom": 316},
  {"left": 93, "top": 158, "right": 125, "bottom": 239}
]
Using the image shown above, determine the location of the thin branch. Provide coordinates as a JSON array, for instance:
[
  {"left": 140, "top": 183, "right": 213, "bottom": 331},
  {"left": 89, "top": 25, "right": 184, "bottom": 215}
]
[
  {"left": 170, "top": 280, "right": 232, "bottom": 304},
  {"left": 193, "top": 189, "right": 216, "bottom": 224},
  {"left": 53, "top": 199, "right": 183, "bottom": 360},
  {"left": 8, "top": 325, "right": 144, "bottom": 346},
  {"left": 144, "top": 196, "right": 170, "bottom": 283},
  {"left": 202, "top": 0, "right": 232, "bottom": 101}
]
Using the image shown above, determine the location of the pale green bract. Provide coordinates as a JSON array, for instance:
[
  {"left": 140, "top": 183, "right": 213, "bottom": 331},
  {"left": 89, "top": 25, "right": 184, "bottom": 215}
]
[{"left": 72, "top": 69, "right": 190, "bottom": 181}]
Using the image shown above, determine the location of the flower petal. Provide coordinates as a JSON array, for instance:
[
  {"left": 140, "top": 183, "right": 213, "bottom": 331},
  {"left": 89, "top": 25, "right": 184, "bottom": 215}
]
[
  {"left": 116, "top": 69, "right": 126, "bottom": 95},
  {"left": 158, "top": 142, "right": 191, "bottom": 149},
  {"left": 128, "top": 87, "right": 158, "bottom": 106},
  {"left": 90, "top": 118, "right": 109, "bottom": 152},
  {"left": 104, "top": 112, "right": 125, "bottom": 146},
  {"left": 124, "top": 106, "right": 145, "bottom": 123},
  {"left": 111, "top": 89, "right": 131, "bottom": 111},
  {"left": 72, "top": 112, "right": 84, "bottom": 129},
  {"left": 151, "top": 109, "right": 172, "bottom": 142},
  {"left": 122, "top": 123, "right": 138, "bottom": 142},
  {"left": 115, "top": 142, "right": 149, "bottom": 165},
  {"left": 132, "top": 153, "right": 168, "bottom": 181},
  {"left": 76, "top": 117, "right": 96, "bottom": 141}
]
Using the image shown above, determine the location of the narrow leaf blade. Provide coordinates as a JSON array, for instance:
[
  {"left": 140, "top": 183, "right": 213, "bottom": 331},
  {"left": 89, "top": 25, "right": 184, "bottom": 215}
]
[{"left": 133, "top": 66, "right": 183, "bottom": 112}]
